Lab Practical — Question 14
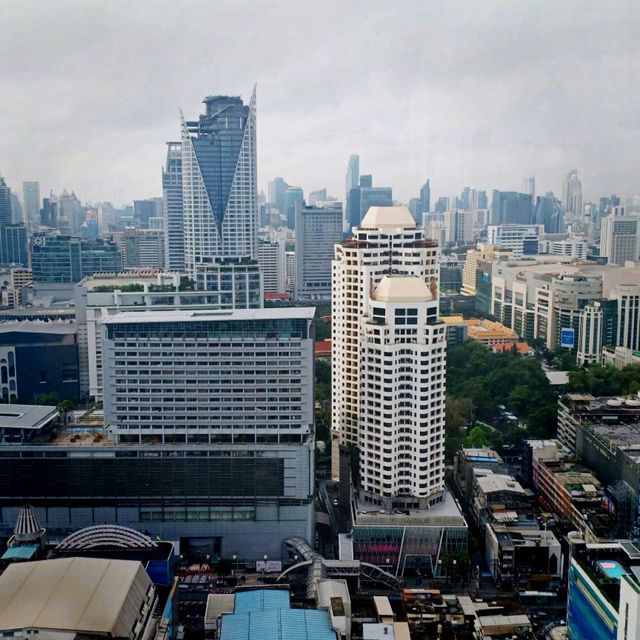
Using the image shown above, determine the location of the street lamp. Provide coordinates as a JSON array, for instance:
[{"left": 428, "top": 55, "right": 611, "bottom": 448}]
[
  {"left": 452, "top": 559, "right": 457, "bottom": 582},
  {"left": 263, "top": 554, "right": 268, "bottom": 574},
  {"left": 232, "top": 554, "right": 238, "bottom": 573}
]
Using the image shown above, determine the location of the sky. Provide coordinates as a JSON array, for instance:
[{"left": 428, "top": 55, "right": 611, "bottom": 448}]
[{"left": 1, "top": 0, "right": 639, "bottom": 207}]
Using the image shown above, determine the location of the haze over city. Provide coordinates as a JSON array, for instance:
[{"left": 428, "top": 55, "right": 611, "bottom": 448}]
[{"left": 2, "top": 0, "right": 640, "bottom": 204}]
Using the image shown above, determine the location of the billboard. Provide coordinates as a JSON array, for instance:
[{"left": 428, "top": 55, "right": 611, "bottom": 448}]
[{"left": 561, "top": 328, "right": 575, "bottom": 349}]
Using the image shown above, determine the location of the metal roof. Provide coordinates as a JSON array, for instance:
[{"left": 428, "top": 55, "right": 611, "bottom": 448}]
[
  {"left": 220, "top": 589, "right": 337, "bottom": 640},
  {"left": 56, "top": 524, "right": 158, "bottom": 551},
  {"left": 0, "top": 404, "right": 58, "bottom": 431},
  {"left": 103, "top": 307, "right": 316, "bottom": 324},
  {"left": 1, "top": 546, "right": 38, "bottom": 561}
]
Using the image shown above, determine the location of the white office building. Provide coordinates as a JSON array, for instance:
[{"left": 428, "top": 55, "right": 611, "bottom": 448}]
[
  {"left": 549, "top": 239, "right": 588, "bottom": 259},
  {"left": 612, "top": 284, "right": 640, "bottom": 352},
  {"left": 76, "top": 272, "right": 263, "bottom": 402},
  {"left": 487, "top": 224, "right": 543, "bottom": 258},
  {"left": 331, "top": 206, "right": 444, "bottom": 508},
  {"left": 257, "top": 240, "right": 286, "bottom": 294},
  {"left": 577, "top": 302, "right": 603, "bottom": 366},
  {"left": 600, "top": 206, "right": 640, "bottom": 266},
  {"left": 294, "top": 204, "right": 342, "bottom": 301},
  {"left": 443, "top": 210, "right": 474, "bottom": 244}
]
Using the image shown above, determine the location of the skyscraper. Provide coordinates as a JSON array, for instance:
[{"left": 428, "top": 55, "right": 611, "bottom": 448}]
[
  {"left": 563, "top": 169, "right": 583, "bottom": 217},
  {"left": 162, "top": 141, "right": 184, "bottom": 271},
  {"left": 522, "top": 176, "right": 536, "bottom": 201},
  {"left": 490, "top": 191, "right": 533, "bottom": 225},
  {"left": 419, "top": 179, "right": 431, "bottom": 214},
  {"left": 268, "top": 177, "right": 290, "bottom": 216},
  {"left": 0, "top": 175, "right": 11, "bottom": 228},
  {"left": 534, "top": 193, "right": 564, "bottom": 233},
  {"left": 294, "top": 204, "right": 342, "bottom": 300},
  {"left": 284, "top": 186, "right": 304, "bottom": 229},
  {"left": 331, "top": 205, "right": 444, "bottom": 509},
  {"left": 181, "top": 90, "right": 259, "bottom": 292},
  {"left": 22, "top": 181, "right": 40, "bottom": 229},
  {"left": 344, "top": 155, "right": 359, "bottom": 230},
  {"left": 600, "top": 206, "right": 640, "bottom": 265}
]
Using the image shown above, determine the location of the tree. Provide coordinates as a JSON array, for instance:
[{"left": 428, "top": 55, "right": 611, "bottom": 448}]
[
  {"left": 527, "top": 405, "right": 557, "bottom": 439},
  {"left": 57, "top": 399, "right": 74, "bottom": 427}
]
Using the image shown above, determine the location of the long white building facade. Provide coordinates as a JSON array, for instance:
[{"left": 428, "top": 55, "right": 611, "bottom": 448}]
[{"left": 331, "top": 206, "right": 445, "bottom": 509}]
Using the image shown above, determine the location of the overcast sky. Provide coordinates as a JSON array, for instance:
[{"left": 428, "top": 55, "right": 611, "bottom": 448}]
[{"left": 2, "top": 0, "right": 639, "bottom": 207}]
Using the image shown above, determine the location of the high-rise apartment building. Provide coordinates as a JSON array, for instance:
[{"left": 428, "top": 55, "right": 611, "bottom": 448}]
[
  {"left": 294, "top": 204, "right": 342, "bottom": 301},
  {"left": 331, "top": 206, "right": 444, "bottom": 508},
  {"left": 257, "top": 240, "right": 286, "bottom": 293},
  {"left": 443, "top": 210, "right": 474, "bottom": 244},
  {"left": 162, "top": 142, "right": 184, "bottom": 272},
  {"left": 600, "top": 206, "right": 640, "bottom": 265},
  {"left": 563, "top": 169, "right": 583, "bottom": 217},
  {"left": 359, "top": 275, "right": 446, "bottom": 506},
  {"left": 181, "top": 90, "right": 259, "bottom": 293},
  {"left": 22, "top": 181, "right": 40, "bottom": 230}
]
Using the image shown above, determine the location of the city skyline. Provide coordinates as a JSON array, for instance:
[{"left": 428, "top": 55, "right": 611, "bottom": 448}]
[{"left": 2, "top": 1, "right": 640, "bottom": 204}]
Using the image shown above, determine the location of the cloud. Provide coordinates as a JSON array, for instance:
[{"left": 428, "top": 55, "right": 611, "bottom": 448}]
[{"left": 1, "top": 0, "right": 639, "bottom": 205}]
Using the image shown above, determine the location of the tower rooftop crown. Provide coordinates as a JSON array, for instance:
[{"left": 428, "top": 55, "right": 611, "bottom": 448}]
[
  {"left": 360, "top": 205, "right": 416, "bottom": 229},
  {"left": 373, "top": 275, "right": 433, "bottom": 302}
]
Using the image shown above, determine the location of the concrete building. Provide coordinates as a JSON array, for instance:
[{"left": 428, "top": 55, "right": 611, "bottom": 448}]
[
  {"left": 460, "top": 244, "right": 512, "bottom": 297},
  {"left": 162, "top": 142, "right": 184, "bottom": 272},
  {"left": 577, "top": 301, "right": 604, "bottom": 365},
  {"left": 443, "top": 209, "right": 474, "bottom": 244},
  {"left": 600, "top": 206, "right": 640, "bottom": 265},
  {"left": 358, "top": 275, "right": 446, "bottom": 508},
  {"left": 488, "top": 257, "right": 630, "bottom": 351},
  {"left": 602, "top": 346, "right": 640, "bottom": 369},
  {"left": 549, "top": 238, "right": 588, "bottom": 259},
  {"left": 485, "top": 523, "right": 562, "bottom": 585},
  {"left": 331, "top": 206, "right": 440, "bottom": 479},
  {"left": 487, "top": 224, "right": 543, "bottom": 258},
  {"left": 569, "top": 392, "right": 640, "bottom": 537},
  {"left": 0, "top": 557, "right": 159, "bottom": 640},
  {"left": 257, "top": 240, "right": 286, "bottom": 294},
  {"left": 536, "top": 460, "right": 609, "bottom": 540},
  {"left": 121, "top": 229, "right": 165, "bottom": 269},
  {"left": 0, "top": 308, "right": 316, "bottom": 560},
  {"left": 76, "top": 272, "right": 249, "bottom": 401},
  {"left": 612, "top": 284, "right": 640, "bottom": 352},
  {"left": 295, "top": 204, "right": 342, "bottom": 301}
]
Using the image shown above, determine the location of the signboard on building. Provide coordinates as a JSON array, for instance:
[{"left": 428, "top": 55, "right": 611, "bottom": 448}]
[
  {"left": 256, "top": 560, "right": 282, "bottom": 573},
  {"left": 561, "top": 328, "right": 575, "bottom": 349}
]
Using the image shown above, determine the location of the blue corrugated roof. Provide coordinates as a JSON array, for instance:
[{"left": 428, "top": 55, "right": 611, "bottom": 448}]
[
  {"left": 1, "top": 545, "right": 38, "bottom": 560},
  {"left": 234, "top": 589, "right": 290, "bottom": 613},
  {"left": 221, "top": 589, "right": 336, "bottom": 640}
]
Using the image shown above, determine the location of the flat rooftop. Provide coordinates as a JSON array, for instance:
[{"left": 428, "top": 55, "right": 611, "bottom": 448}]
[
  {"left": 104, "top": 307, "right": 316, "bottom": 324},
  {"left": 355, "top": 490, "right": 467, "bottom": 528},
  {"left": 0, "top": 404, "right": 58, "bottom": 430}
]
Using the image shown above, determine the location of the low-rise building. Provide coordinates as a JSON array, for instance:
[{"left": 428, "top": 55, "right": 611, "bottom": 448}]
[
  {"left": 536, "top": 461, "right": 610, "bottom": 540},
  {"left": 465, "top": 318, "right": 519, "bottom": 346},
  {"left": 485, "top": 523, "right": 563, "bottom": 586},
  {"left": 602, "top": 345, "right": 640, "bottom": 369},
  {"left": 472, "top": 472, "right": 534, "bottom": 526},
  {"left": 0, "top": 557, "right": 160, "bottom": 640}
]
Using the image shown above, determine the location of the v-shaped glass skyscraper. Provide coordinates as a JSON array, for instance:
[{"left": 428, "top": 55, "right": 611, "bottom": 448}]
[{"left": 182, "top": 90, "right": 258, "bottom": 273}]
